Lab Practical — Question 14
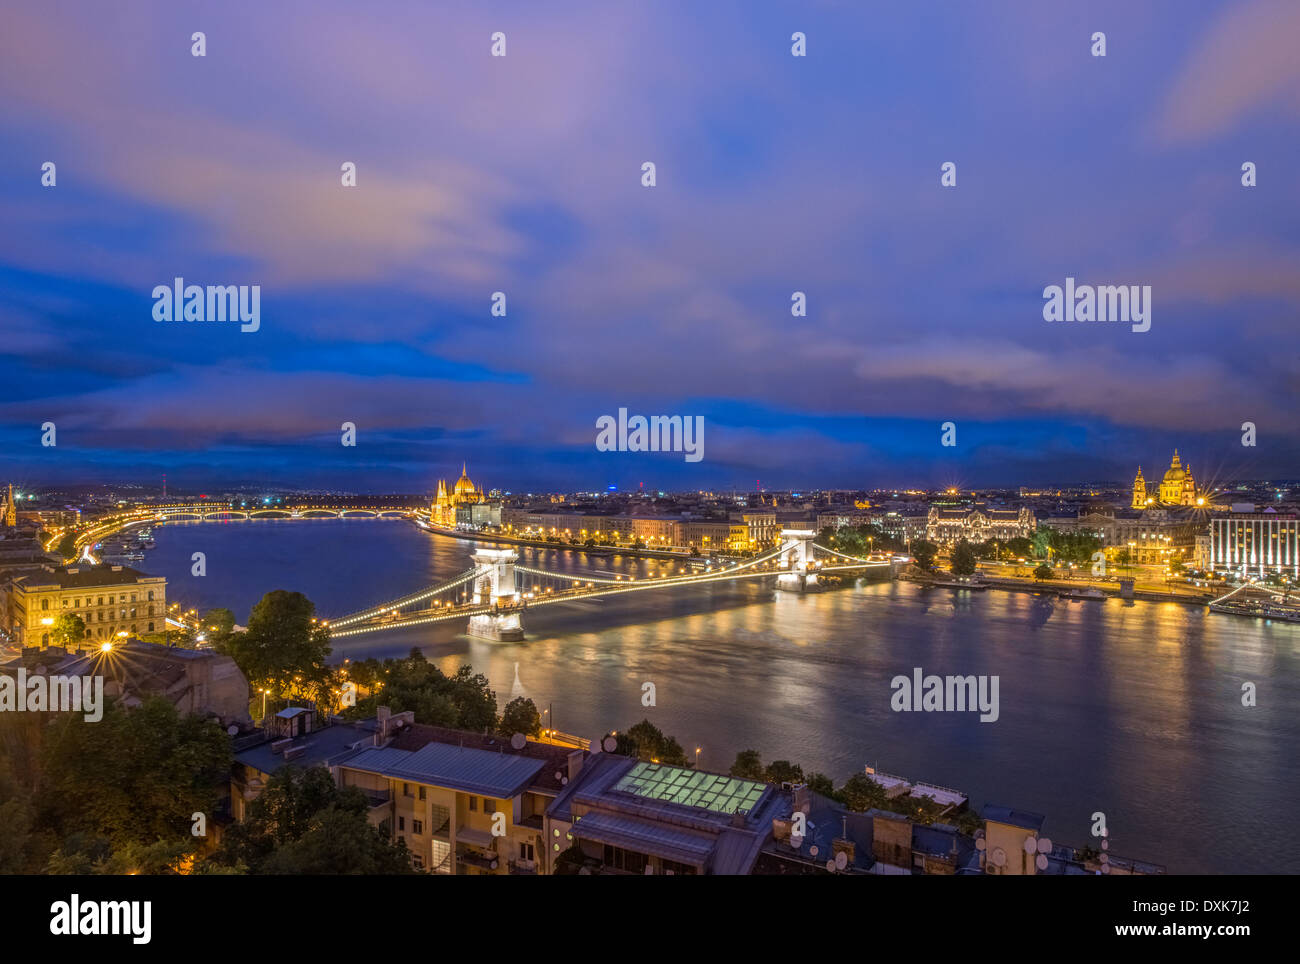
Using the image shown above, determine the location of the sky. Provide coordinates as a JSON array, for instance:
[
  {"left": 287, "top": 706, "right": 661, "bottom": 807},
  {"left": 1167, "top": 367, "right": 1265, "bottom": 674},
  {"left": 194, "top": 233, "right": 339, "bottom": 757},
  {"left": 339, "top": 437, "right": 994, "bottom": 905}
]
[{"left": 1, "top": 0, "right": 1298, "bottom": 493}]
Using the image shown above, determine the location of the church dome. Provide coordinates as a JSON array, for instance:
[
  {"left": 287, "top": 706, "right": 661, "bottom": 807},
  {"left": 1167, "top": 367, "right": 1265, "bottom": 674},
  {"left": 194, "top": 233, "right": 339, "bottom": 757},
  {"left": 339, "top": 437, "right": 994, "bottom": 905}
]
[
  {"left": 454, "top": 464, "right": 476, "bottom": 494},
  {"left": 1162, "top": 451, "right": 1186, "bottom": 484}
]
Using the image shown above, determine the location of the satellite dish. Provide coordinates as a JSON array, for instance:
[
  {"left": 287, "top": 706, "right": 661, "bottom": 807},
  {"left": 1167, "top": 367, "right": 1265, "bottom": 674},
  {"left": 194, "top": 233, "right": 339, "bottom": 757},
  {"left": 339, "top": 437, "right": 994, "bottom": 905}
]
[
  {"left": 227, "top": 725, "right": 239, "bottom": 736},
  {"left": 975, "top": 837, "right": 987, "bottom": 851},
  {"left": 825, "top": 859, "right": 836, "bottom": 873},
  {"left": 991, "top": 847, "right": 1007, "bottom": 868},
  {"left": 789, "top": 834, "right": 803, "bottom": 850},
  {"left": 1100, "top": 852, "right": 1109, "bottom": 864},
  {"left": 561, "top": 776, "right": 568, "bottom": 785},
  {"left": 602, "top": 736, "right": 617, "bottom": 753},
  {"left": 809, "top": 845, "right": 819, "bottom": 857},
  {"left": 1023, "top": 836, "right": 1038, "bottom": 854},
  {"left": 1100, "top": 838, "right": 1109, "bottom": 851},
  {"left": 1037, "top": 837, "right": 1052, "bottom": 854},
  {"left": 509, "top": 732, "right": 526, "bottom": 750},
  {"left": 1035, "top": 854, "right": 1048, "bottom": 871},
  {"left": 489, "top": 859, "right": 499, "bottom": 870},
  {"left": 834, "top": 851, "right": 848, "bottom": 870},
  {"left": 1101, "top": 863, "right": 1110, "bottom": 875}
]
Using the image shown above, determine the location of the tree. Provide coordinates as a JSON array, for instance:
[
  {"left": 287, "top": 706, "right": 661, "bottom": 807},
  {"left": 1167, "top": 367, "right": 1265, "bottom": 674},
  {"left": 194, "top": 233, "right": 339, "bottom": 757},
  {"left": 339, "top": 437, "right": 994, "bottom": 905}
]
[
  {"left": 218, "top": 590, "right": 331, "bottom": 702},
  {"left": 202, "top": 607, "right": 236, "bottom": 642},
  {"left": 910, "top": 540, "right": 938, "bottom": 570},
  {"left": 765, "top": 760, "right": 804, "bottom": 785},
  {"left": 49, "top": 612, "right": 86, "bottom": 646},
  {"left": 950, "top": 539, "right": 978, "bottom": 576},
  {"left": 729, "top": 749, "right": 764, "bottom": 780},
  {"left": 805, "top": 772, "right": 836, "bottom": 798},
  {"left": 341, "top": 653, "right": 497, "bottom": 732},
  {"left": 1005, "top": 537, "right": 1034, "bottom": 559},
  {"left": 1033, "top": 562, "right": 1054, "bottom": 581},
  {"left": 838, "top": 774, "right": 888, "bottom": 812},
  {"left": 211, "top": 766, "right": 412, "bottom": 875},
  {"left": 39, "top": 696, "right": 231, "bottom": 849},
  {"left": 617, "top": 720, "right": 688, "bottom": 766},
  {"left": 499, "top": 697, "right": 542, "bottom": 738}
]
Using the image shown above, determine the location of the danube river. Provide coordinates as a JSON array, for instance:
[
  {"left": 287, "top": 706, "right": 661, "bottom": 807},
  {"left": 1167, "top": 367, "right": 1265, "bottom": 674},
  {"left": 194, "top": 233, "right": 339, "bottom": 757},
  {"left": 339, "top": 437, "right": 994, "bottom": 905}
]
[{"left": 146, "top": 518, "right": 1299, "bottom": 874}]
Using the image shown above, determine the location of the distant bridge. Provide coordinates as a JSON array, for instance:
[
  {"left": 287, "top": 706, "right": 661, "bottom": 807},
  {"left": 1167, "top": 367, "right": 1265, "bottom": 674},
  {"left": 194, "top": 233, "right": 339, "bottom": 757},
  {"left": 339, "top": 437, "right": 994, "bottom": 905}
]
[{"left": 328, "top": 529, "right": 895, "bottom": 640}]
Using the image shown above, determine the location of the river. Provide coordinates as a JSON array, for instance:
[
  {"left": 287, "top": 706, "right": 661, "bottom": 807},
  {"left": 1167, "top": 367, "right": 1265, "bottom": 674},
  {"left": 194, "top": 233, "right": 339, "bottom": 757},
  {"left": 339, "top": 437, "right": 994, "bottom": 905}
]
[{"left": 143, "top": 517, "right": 1299, "bottom": 873}]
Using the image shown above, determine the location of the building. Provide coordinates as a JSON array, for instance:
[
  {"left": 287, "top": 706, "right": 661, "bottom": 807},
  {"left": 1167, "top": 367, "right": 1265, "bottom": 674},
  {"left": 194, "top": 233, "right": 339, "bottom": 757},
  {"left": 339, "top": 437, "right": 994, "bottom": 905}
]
[
  {"left": 3, "top": 484, "right": 15, "bottom": 528},
  {"left": 1, "top": 637, "right": 251, "bottom": 729},
  {"left": 925, "top": 505, "right": 1035, "bottom": 545},
  {"left": 431, "top": 464, "right": 487, "bottom": 527},
  {"left": 1208, "top": 510, "right": 1299, "bottom": 577},
  {"left": 230, "top": 708, "right": 380, "bottom": 821},
  {"left": 547, "top": 755, "right": 786, "bottom": 875},
  {"left": 334, "top": 708, "right": 585, "bottom": 874},
  {"left": 1132, "top": 451, "right": 1202, "bottom": 508},
  {"left": 2, "top": 563, "right": 166, "bottom": 645}
]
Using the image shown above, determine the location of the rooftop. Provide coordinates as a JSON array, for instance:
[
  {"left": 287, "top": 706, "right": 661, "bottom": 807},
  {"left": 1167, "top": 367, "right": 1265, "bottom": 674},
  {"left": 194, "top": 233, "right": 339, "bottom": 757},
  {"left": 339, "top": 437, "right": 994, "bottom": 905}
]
[{"left": 339, "top": 741, "right": 546, "bottom": 800}]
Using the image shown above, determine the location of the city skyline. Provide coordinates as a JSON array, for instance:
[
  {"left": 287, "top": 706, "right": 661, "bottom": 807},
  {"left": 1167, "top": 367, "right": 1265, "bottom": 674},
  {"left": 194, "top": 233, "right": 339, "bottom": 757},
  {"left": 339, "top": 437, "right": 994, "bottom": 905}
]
[{"left": 3, "top": 1, "right": 1300, "bottom": 490}]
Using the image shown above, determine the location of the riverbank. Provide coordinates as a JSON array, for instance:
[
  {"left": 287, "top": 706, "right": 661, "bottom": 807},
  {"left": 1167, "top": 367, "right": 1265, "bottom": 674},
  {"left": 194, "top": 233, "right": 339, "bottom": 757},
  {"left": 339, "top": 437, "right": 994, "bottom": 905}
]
[
  {"left": 909, "top": 572, "right": 1217, "bottom": 608},
  {"left": 420, "top": 523, "right": 699, "bottom": 562}
]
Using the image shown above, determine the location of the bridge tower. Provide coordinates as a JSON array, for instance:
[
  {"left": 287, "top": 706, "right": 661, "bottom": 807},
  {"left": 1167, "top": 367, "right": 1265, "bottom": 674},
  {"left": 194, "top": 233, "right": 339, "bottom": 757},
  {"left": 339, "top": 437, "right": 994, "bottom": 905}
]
[
  {"left": 468, "top": 548, "right": 525, "bottom": 640},
  {"left": 777, "top": 529, "right": 820, "bottom": 592}
]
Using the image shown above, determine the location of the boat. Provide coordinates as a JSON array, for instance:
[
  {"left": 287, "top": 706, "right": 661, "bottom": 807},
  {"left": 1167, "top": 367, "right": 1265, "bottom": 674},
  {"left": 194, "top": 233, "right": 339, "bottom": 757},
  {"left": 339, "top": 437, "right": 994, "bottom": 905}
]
[
  {"left": 928, "top": 576, "right": 988, "bottom": 590},
  {"left": 1059, "top": 587, "right": 1107, "bottom": 601}
]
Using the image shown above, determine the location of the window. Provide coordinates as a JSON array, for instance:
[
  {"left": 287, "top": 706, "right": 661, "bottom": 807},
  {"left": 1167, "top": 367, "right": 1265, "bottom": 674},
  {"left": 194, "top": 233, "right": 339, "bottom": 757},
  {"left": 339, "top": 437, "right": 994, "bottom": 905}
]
[
  {"left": 130, "top": 593, "right": 137, "bottom": 603},
  {"left": 412, "top": 854, "right": 424, "bottom": 869},
  {"left": 413, "top": 820, "right": 423, "bottom": 834},
  {"left": 418, "top": 786, "right": 426, "bottom": 801},
  {"left": 483, "top": 798, "right": 495, "bottom": 813},
  {"left": 398, "top": 817, "right": 405, "bottom": 831},
  {"left": 519, "top": 843, "right": 534, "bottom": 861},
  {"left": 602, "top": 844, "right": 647, "bottom": 874},
  {"left": 147, "top": 623, "right": 154, "bottom": 632},
  {"left": 469, "top": 797, "right": 478, "bottom": 812},
  {"left": 403, "top": 782, "right": 412, "bottom": 797},
  {"left": 62, "top": 599, "right": 69, "bottom": 607},
  {"left": 41, "top": 599, "right": 48, "bottom": 611},
  {"left": 97, "top": 596, "right": 103, "bottom": 605}
]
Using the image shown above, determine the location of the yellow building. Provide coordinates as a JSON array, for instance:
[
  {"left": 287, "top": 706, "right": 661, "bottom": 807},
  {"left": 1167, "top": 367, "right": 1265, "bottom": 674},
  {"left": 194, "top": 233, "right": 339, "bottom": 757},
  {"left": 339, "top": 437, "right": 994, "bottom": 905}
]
[
  {"left": 336, "top": 711, "right": 584, "bottom": 874},
  {"left": 3, "top": 484, "right": 15, "bottom": 528},
  {"left": 3, "top": 563, "right": 166, "bottom": 645},
  {"left": 1132, "top": 451, "right": 1199, "bottom": 508},
  {"left": 431, "top": 463, "right": 485, "bottom": 527}
]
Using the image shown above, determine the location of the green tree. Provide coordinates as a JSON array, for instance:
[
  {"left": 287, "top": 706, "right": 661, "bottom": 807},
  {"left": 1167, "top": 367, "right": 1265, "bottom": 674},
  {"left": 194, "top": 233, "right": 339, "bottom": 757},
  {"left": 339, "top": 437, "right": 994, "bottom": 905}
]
[
  {"left": 838, "top": 773, "right": 888, "bottom": 812},
  {"left": 805, "top": 772, "right": 836, "bottom": 798},
  {"left": 201, "top": 607, "right": 236, "bottom": 642},
  {"left": 212, "top": 766, "right": 412, "bottom": 875},
  {"left": 499, "top": 697, "right": 542, "bottom": 738},
  {"left": 39, "top": 696, "right": 231, "bottom": 849},
  {"left": 617, "top": 720, "right": 688, "bottom": 766},
  {"left": 1033, "top": 562, "right": 1054, "bottom": 581},
  {"left": 1005, "top": 537, "right": 1034, "bottom": 559},
  {"left": 765, "top": 760, "right": 804, "bottom": 785},
  {"left": 910, "top": 540, "right": 938, "bottom": 570},
  {"left": 950, "top": 539, "right": 978, "bottom": 576},
  {"left": 49, "top": 612, "right": 86, "bottom": 646},
  {"left": 218, "top": 590, "right": 331, "bottom": 702},
  {"left": 729, "top": 749, "right": 764, "bottom": 780}
]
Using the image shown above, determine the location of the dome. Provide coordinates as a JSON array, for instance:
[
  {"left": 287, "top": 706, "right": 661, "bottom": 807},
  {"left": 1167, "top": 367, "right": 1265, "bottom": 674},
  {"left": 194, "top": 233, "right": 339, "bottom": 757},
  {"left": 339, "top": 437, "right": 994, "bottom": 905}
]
[
  {"left": 453, "top": 463, "right": 476, "bottom": 494},
  {"left": 1162, "top": 451, "right": 1186, "bottom": 483}
]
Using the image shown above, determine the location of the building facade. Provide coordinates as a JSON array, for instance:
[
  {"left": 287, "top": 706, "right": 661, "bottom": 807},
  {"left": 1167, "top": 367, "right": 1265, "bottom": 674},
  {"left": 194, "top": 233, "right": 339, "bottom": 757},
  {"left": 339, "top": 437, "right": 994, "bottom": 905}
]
[
  {"left": 431, "top": 464, "right": 487, "bottom": 527},
  {"left": 1208, "top": 511, "right": 1299, "bottom": 577},
  {"left": 925, "top": 506, "right": 1035, "bottom": 545},
  {"left": 1132, "top": 451, "right": 1202, "bottom": 508},
  {"left": 3, "top": 563, "right": 166, "bottom": 645}
]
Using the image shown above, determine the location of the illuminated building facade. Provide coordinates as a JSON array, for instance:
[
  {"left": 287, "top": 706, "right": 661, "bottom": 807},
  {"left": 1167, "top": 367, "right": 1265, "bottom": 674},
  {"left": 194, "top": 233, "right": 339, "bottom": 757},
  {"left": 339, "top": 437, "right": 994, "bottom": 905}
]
[
  {"left": 2, "top": 563, "right": 166, "bottom": 645},
  {"left": 431, "top": 464, "right": 486, "bottom": 527},
  {"left": 1209, "top": 511, "right": 1299, "bottom": 577},
  {"left": 1132, "top": 451, "right": 1201, "bottom": 508}
]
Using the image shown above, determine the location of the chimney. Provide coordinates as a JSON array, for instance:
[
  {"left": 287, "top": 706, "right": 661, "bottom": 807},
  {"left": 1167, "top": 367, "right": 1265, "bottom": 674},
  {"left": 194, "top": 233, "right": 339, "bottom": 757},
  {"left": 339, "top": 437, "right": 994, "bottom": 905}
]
[{"left": 567, "top": 749, "right": 585, "bottom": 783}]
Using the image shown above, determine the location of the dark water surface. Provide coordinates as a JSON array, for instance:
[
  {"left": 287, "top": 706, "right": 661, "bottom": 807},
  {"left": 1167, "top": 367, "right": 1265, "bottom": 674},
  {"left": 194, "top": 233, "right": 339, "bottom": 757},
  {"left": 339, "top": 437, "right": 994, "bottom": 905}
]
[{"left": 147, "top": 518, "right": 1299, "bottom": 873}]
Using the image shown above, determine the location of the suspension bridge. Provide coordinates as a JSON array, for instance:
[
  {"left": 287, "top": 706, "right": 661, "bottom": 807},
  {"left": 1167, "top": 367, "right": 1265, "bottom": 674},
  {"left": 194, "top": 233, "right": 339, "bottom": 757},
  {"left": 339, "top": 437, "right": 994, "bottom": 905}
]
[{"left": 328, "top": 529, "right": 895, "bottom": 640}]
